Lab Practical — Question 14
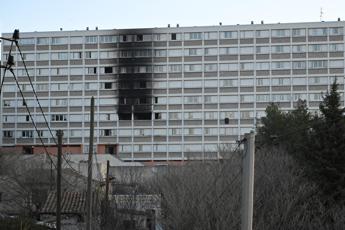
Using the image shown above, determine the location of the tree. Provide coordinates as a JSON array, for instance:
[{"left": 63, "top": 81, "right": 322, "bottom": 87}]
[
  {"left": 257, "top": 103, "right": 289, "bottom": 146},
  {"left": 302, "top": 81, "right": 345, "bottom": 201}
]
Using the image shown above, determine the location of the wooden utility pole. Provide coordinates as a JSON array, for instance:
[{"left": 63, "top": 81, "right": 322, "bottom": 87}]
[
  {"left": 102, "top": 160, "right": 110, "bottom": 229},
  {"left": 56, "top": 130, "right": 63, "bottom": 230},
  {"left": 86, "top": 97, "right": 95, "bottom": 230},
  {"left": 241, "top": 131, "right": 255, "bottom": 230}
]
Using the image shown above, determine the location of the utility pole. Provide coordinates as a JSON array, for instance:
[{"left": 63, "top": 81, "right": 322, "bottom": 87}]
[
  {"left": 241, "top": 131, "right": 255, "bottom": 230},
  {"left": 102, "top": 160, "right": 110, "bottom": 229},
  {"left": 56, "top": 130, "right": 63, "bottom": 230},
  {"left": 86, "top": 97, "right": 95, "bottom": 230}
]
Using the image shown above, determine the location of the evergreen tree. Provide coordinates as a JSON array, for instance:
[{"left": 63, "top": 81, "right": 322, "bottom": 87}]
[{"left": 303, "top": 81, "right": 345, "bottom": 201}]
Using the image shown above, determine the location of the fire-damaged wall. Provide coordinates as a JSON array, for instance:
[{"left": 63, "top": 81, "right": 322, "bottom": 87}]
[{"left": 117, "top": 29, "right": 153, "bottom": 120}]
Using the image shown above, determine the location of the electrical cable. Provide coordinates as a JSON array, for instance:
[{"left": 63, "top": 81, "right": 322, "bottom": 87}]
[
  {"left": 14, "top": 42, "right": 96, "bottom": 182},
  {"left": 0, "top": 40, "right": 15, "bottom": 95}
]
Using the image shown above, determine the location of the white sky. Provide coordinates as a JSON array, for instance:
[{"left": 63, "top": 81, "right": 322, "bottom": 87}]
[{"left": 0, "top": 0, "right": 344, "bottom": 34}]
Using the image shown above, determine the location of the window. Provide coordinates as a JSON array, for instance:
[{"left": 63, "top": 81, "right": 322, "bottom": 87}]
[
  {"left": 85, "top": 36, "right": 98, "bottom": 43},
  {"left": 171, "top": 33, "right": 177, "bottom": 40},
  {"left": 220, "top": 31, "right": 238, "bottom": 39},
  {"left": 37, "top": 53, "right": 49, "bottom": 60},
  {"left": 256, "top": 46, "right": 269, "bottom": 54},
  {"left": 272, "top": 45, "right": 290, "bottom": 53},
  {"left": 308, "top": 44, "right": 328, "bottom": 52},
  {"left": 204, "top": 32, "right": 218, "bottom": 40},
  {"left": 168, "top": 49, "right": 182, "bottom": 57},
  {"left": 184, "top": 64, "right": 202, "bottom": 72},
  {"left": 104, "top": 67, "right": 113, "bottom": 74},
  {"left": 86, "top": 67, "right": 97, "bottom": 74},
  {"left": 219, "top": 63, "right": 238, "bottom": 71},
  {"left": 330, "top": 27, "right": 344, "bottom": 35},
  {"left": 70, "top": 52, "right": 82, "bottom": 59},
  {"left": 220, "top": 79, "right": 237, "bottom": 87},
  {"left": 329, "top": 60, "right": 344, "bottom": 68},
  {"left": 103, "top": 129, "right": 112, "bottom": 136},
  {"left": 184, "top": 96, "right": 201, "bottom": 104},
  {"left": 271, "top": 61, "right": 290, "bottom": 69},
  {"left": 204, "top": 64, "right": 217, "bottom": 72},
  {"left": 308, "top": 60, "right": 328, "bottom": 69},
  {"left": 272, "top": 78, "right": 290, "bottom": 86},
  {"left": 155, "top": 49, "right": 167, "bottom": 57},
  {"left": 168, "top": 65, "right": 182, "bottom": 72},
  {"left": 292, "top": 29, "right": 306, "bottom": 37},
  {"left": 185, "top": 32, "right": 202, "bottom": 40},
  {"left": 329, "top": 44, "right": 344, "bottom": 52},
  {"left": 220, "top": 95, "right": 238, "bottom": 103},
  {"left": 3, "top": 131, "right": 13, "bottom": 138},
  {"left": 51, "top": 115, "right": 67, "bottom": 121},
  {"left": 256, "top": 62, "right": 270, "bottom": 70},
  {"left": 51, "top": 37, "right": 68, "bottom": 45},
  {"left": 292, "top": 61, "right": 306, "bottom": 69},
  {"left": 240, "top": 31, "right": 254, "bottom": 38},
  {"left": 100, "top": 35, "right": 118, "bottom": 43},
  {"left": 308, "top": 28, "right": 328, "bottom": 36},
  {"left": 85, "top": 51, "right": 98, "bottom": 59},
  {"left": 104, "top": 82, "right": 112, "bottom": 89},
  {"left": 219, "top": 47, "right": 238, "bottom": 55},
  {"left": 256, "top": 94, "right": 270, "bottom": 102},
  {"left": 292, "top": 45, "right": 306, "bottom": 53},
  {"left": 272, "top": 29, "right": 290, "bottom": 37},
  {"left": 70, "top": 36, "right": 83, "bottom": 44},
  {"left": 240, "top": 47, "right": 254, "bottom": 54},
  {"left": 22, "top": 131, "right": 33, "bottom": 138},
  {"left": 184, "top": 48, "right": 203, "bottom": 56},
  {"left": 240, "top": 63, "right": 254, "bottom": 70},
  {"left": 292, "top": 78, "right": 307, "bottom": 85},
  {"left": 256, "top": 30, "right": 269, "bottom": 38},
  {"left": 37, "top": 38, "right": 49, "bottom": 45},
  {"left": 19, "top": 38, "right": 35, "bottom": 45}
]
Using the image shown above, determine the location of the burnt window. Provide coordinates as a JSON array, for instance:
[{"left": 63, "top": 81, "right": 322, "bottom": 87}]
[
  {"left": 104, "top": 82, "right": 112, "bottom": 89},
  {"left": 137, "top": 34, "right": 143, "bottom": 41},
  {"left": 104, "top": 67, "right": 113, "bottom": 74},
  {"left": 171, "top": 33, "right": 177, "bottom": 40},
  {"left": 104, "top": 129, "right": 112, "bottom": 136},
  {"left": 139, "top": 81, "right": 146, "bottom": 88},
  {"left": 155, "top": 113, "right": 161, "bottom": 120},
  {"left": 119, "top": 98, "right": 126, "bottom": 104},
  {"left": 139, "top": 98, "right": 148, "bottom": 104}
]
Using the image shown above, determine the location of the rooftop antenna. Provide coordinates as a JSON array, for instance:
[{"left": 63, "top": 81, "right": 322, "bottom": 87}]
[{"left": 320, "top": 7, "right": 323, "bottom": 21}]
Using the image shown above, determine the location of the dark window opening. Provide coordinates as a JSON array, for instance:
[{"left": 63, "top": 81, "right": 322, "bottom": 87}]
[
  {"left": 105, "top": 145, "right": 116, "bottom": 154},
  {"left": 118, "top": 113, "right": 131, "bottom": 120},
  {"left": 155, "top": 97, "right": 158, "bottom": 104},
  {"left": 0, "top": 192, "right": 2, "bottom": 202},
  {"left": 104, "top": 82, "right": 112, "bottom": 89},
  {"left": 139, "top": 81, "right": 146, "bottom": 88},
  {"left": 26, "top": 115, "right": 30, "bottom": 121},
  {"left": 104, "top": 129, "right": 111, "bottom": 136},
  {"left": 137, "top": 34, "right": 143, "bottom": 41},
  {"left": 122, "top": 35, "right": 127, "bottom": 42},
  {"left": 23, "top": 146, "right": 33, "bottom": 154},
  {"left": 3, "top": 131, "right": 13, "bottom": 138},
  {"left": 22, "top": 100, "right": 26, "bottom": 106},
  {"left": 119, "top": 98, "right": 126, "bottom": 105},
  {"left": 135, "top": 113, "right": 151, "bottom": 120},
  {"left": 104, "top": 67, "right": 113, "bottom": 74},
  {"left": 93, "top": 67, "right": 97, "bottom": 74},
  {"left": 138, "top": 98, "right": 148, "bottom": 104},
  {"left": 171, "top": 33, "right": 177, "bottom": 40},
  {"left": 155, "top": 113, "right": 161, "bottom": 120}
]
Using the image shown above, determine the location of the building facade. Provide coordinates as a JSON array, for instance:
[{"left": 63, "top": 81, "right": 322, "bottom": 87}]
[{"left": 1, "top": 21, "right": 345, "bottom": 161}]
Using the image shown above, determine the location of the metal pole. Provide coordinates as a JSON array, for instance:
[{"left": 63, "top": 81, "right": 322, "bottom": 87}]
[
  {"left": 56, "top": 130, "right": 63, "bottom": 230},
  {"left": 86, "top": 97, "right": 95, "bottom": 230},
  {"left": 241, "top": 131, "right": 255, "bottom": 230}
]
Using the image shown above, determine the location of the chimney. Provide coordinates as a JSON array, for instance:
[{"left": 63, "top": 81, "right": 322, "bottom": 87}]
[
  {"left": 338, "top": 18, "right": 341, "bottom": 21},
  {"left": 219, "top": 22, "right": 222, "bottom": 26},
  {"left": 86, "top": 27, "right": 89, "bottom": 30},
  {"left": 96, "top": 26, "right": 98, "bottom": 30},
  {"left": 251, "top": 21, "right": 254, "bottom": 24},
  {"left": 176, "top": 24, "right": 179, "bottom": 27},
  {"left": 168, "top": 24, "right": 170, "bottom": 28},
  {"left": 261, "top": 20, "right": 264, "bottom": 24},
  {"left": 60, "top": 28, "right": 63, "bottom": 31}
]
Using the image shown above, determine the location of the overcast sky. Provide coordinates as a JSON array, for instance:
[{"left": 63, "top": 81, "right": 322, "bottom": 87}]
[{"left": 0, "top": 0, "right": 345, "bottom": 34}]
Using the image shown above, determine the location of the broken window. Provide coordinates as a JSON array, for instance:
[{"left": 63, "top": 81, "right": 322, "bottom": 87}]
[
  {"left": 104, "top": 82, "right": 112, "bottom": 89},
  {"left": 104, "top": 67, "right": 113, "bottom": 74},
  {"left": 137, "top": 34, "right": 143, "bottom": 41},
  {"left": 155, "top": 113, "right": 161, "bottom": 120},
  {"left": 104, "top": 129, "right": 112, "bottom": 136},
  {"left": 171, "top": 33, "right": 177, "bottom": 40}
]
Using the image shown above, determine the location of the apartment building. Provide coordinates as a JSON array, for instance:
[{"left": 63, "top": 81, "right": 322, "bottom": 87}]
[{"left": 1, "top": 21, "right": 344, "bottom": 161}]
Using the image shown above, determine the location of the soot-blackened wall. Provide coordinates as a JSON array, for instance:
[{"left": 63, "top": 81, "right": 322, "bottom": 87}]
[{"left": 117, "top": 29, "right": 153, "bottom": 120}]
